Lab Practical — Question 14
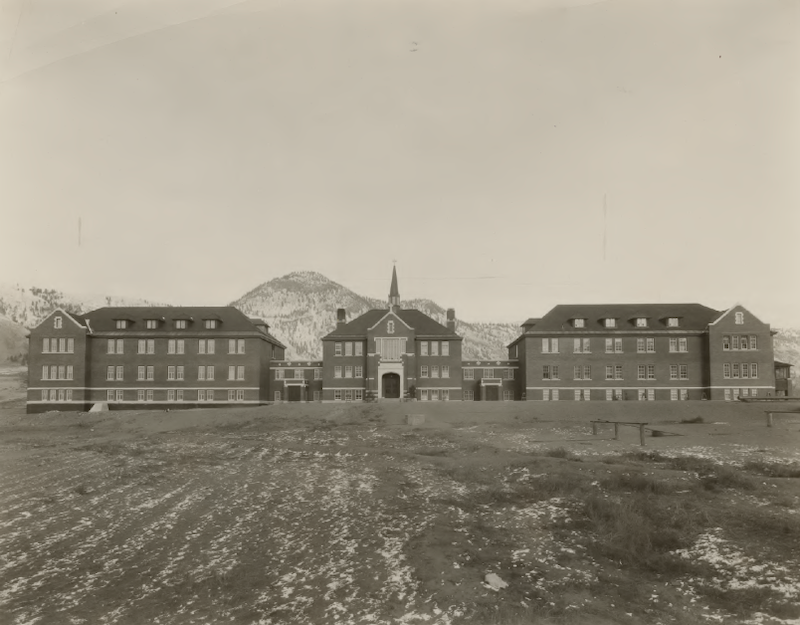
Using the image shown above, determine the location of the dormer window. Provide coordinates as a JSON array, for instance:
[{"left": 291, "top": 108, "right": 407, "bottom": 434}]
[
  {"left": 54, "top": 316, "right": 63, "bottom": 329},
  {"left": 604, "top": 318, "right": 617, "bottom": 329},
  {"left": 667, "top": 317, "right": 679, "bottom": 327},
  {"left": 735, "top": 312, "right": 744, "bottom": 325},
  {"left": 573, "top": 318, "right": 585, "bottom": 328},
  {"left": 116, "top": 320, "right": 128, "bottom": 330},
  {"left": 205, "top": 320, "right": 218, "bottom": 330},
  {"left": 635, "top": 317, "right": 648, "bottom": 328},
  {"left": 175, "top": 320, "right": 187, "bottom": 330},
  {"left": 146, "top": 319, "right": 158, "bottom": 330}
]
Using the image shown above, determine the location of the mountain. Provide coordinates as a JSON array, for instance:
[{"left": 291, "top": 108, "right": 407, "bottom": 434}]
[
  {"left": 0, "top": 283, "right": 166, "bottom": 329},
  {"left": 230, "top": 271, "right": 520, "bottom": 361}
]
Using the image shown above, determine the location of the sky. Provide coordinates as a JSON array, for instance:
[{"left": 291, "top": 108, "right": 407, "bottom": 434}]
[{"left": 0, "top": 0, "right": 798, "bottom": 326}]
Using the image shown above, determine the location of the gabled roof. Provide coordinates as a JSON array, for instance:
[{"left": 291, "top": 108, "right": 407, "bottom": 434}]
[
  {"left": 517, "top": 304, "right": 721, "bottom": 333},
  {"left": 323, "top": 308, "right": 460, "bottom": 339},
  {"left": 774, "top": 360, "right": 794, "bottom": 369},
  {"left": 80, "top": 306, "right": 286, "bottom": 347}
]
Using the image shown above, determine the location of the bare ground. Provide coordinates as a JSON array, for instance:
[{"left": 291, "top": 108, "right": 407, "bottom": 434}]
[{"left": 1, "top": 381, "right": 799, "bottom": 625}]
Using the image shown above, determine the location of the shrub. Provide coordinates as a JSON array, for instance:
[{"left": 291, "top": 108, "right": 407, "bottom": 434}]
[{"left": 680, "top": 416, "right": 705, "bottom": 424}]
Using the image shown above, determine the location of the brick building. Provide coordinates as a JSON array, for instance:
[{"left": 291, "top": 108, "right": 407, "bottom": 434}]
[
  {"left": 508, "top": 303, "right": 777, "bottom": 401},
  {"left": 27, "top": 307, "right": 285, "bottom": 413},
  {"left": 320, "top": 267, "right": 463, "bottom": 401}
]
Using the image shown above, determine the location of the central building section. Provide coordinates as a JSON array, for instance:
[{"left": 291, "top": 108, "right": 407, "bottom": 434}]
[{"left": 321, "top": 267, "right": 463, "bottom": 401}]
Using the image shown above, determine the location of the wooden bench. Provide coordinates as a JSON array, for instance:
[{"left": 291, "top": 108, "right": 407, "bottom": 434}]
[{"left": 591, "top": 420, "right": 649, "bottom": 446}]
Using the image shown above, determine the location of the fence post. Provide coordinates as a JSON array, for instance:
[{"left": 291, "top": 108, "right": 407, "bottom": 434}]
[
  {"left": 639, "top": 424, "right": 646, "bottom": 446},
  {"left": 614, "top": 422, "right": 619, "bottom": 440},
  {"left": 766, "top": 412, "right": 773, "bottom": 428},
  {"left": 592, "top": 421, "right": 597, "bottom": 436}
]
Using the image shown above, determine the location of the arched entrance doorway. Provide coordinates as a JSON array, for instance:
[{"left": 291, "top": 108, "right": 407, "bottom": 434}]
[{"left": 382, "top": 373, "right": 401, "bottom": 399}]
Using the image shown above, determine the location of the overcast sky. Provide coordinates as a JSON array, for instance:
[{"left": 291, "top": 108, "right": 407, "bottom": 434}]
[{"left": 1, "top": 0, "right": 798, "bottom": 326}]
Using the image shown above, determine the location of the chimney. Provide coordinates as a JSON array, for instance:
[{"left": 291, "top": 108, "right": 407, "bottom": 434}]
[
  {"left": 446, "top": 308, "right": 456, "bottom": 332},
  {"left": 337, "top": 308, "right": 347, "bottom": 326}
]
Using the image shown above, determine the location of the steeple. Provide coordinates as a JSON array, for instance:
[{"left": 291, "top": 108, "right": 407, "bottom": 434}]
[{"left": 388, "top": 264, "right": 400, "bottom": 308}]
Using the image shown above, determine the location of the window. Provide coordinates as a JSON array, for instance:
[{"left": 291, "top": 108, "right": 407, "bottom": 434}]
[
  {"left": 647, "top": 389, "right": 655, "bottom": 401},
  {"left": 574, "top": 389, "right": 589, "bottom": 401},
  {"left": 138, "top": 366, "right": 146, "bottom": 381},
  {"left": 421, "top": 342, "right": 428, "bottom": 356},
  {"left": 441, "top": 342, "right": 449, "bottom": 356},
  {"left": 543, "top": 389, "right": 550, "bottom": 401},
  {"left": 723, "top": 363, "right": 731, "bottom": 379},
  {"left": 431, "top": 342, "right": 439, "bottom": 356},
  {"left": 670, "top": 365, "right": 678, "bottom": 380},
  {"left": 116, "top": 320, "right": 128, "bottom": 330},
  {"left": 678, "top": 338, "right": 687, "bottom": 353},
  {"left": 442, "top": 390, "right": 449, "bottom": 401},
  {"left": 420, "top": 389, "right": 429, "bottom": 401},
  {"left": 237, "top": 366, "right": 244, "bottom": 380},
  {"left": 751, "top": 363, "right": 758, "bottom": 378},
  {"left": 503, "top": 390, "right": 512, "bottom": 401},
  {"left": 198, "top": 390, "right": 206, "bottom": 402},
  {"left": 464, "top": 390, "right": 474, "bottom": 401},
  {"left": 669, "top": 338, "right": 677, "bottom": 353},
  {"left": 115, "top": 390, "right": 124, "bottom": 402},
  {"left": 605, "top": 365, "right": 613, "bottom": 380},
  {"left": 107, "top": 390, "right": 114, "bottom": 402},
  {"left": 146, "top": 339, "right": 154, "bottom": 354},
  {"left": 313, "top": 391, "right": 321, "bottom": 401},
  {"left": 168, "top": 339, "right": 176, "bottom": 354},
  {"left": 294, "top": 369, "right": 303, "bottom": 379},
  {"left": 205, "top": 319, "right": 217, "bottom": 329},
  {"left": 146, "top": 319, "right": 158, "bottom": 329},
  {"left": 421, "top": 365, "right": 429, "bottom": 378},
  {"left": 355, "top": 342, "right": 363, "bottom": 356},
  {"left": 66, "top": 390, "right": 73, "bottom": 401},
  {"left": 741, "top": 363, "right": 749, "bottom": 379},
  {"left": 175, "top": 319, "right": 187, "bottom": 330},
  {"left": 146, "top": 366, "right": 154, "bottom": 381},
  {"left": 67, "top": 338, "right": 74, "bottom": 353},
  {"left": 637, "top": 338, "right": 645, "bottom": 353},
  {"left": 484, "top": 368, "right": 493, "bottom": 378},
  {"left": 732, "top": 363, "right": 740, "bottom": 378},
  {"left": 355, "top": 389, "right": 363, "bottom": 401},
  {"left": 431, "top": 389, "right": 440, "bottom": 401},
  {"left": 334, "top": 390, "right": 342, "bottom": 402},
  {"left": 56, "top": 365, "right": 64, "bottom": 380},
  {"left": 615, "top": 365, "right": 623, "bottom": 380},
  {"left": 732, "top": 335, "right": 740, "bottom": 350},
  {"left": 636, "top": 317, "right": 648, "bottom": 328},
  {"left": 735, "top": 312, "right": 744, "bottom": 324},
  {"left": 41, "top": 366, "right": 48, "bottom": 380},
  {"left": 749, "top": 336, "right": 757, "bottom": 350},
  {"left": 138, "top": 340, "right": 146, "bottom": 354},
  {"left": 430, "top": 365, "right": 438, "bottom": 378},
  {"left": 345, "top": 366, "right": 353, "bottom": 378},
  {"left": 605, "top": 318, "right": 616, "bottom": 328},
  {"left": 54, "top": 316, "right": 62, "bottom": 329},
  {"left": 236, "top": 390, "right": 244, "bottom": 402},
  {"left": 508, "top": 368, "right": 515, "bottom": 380},
  {"left": 574, "top": 365, "right": 582, "bottom": 380},
  {"left": 647, "top": 365, "right": 655, "bottom": 380},
  {"left": 107, "top": 365, "right": 115, "bottom": 381},
  {"left": 198, "top": 339, "right": 215, "bottom": 354},
  {"left": 442, "top": 365, "right": 449, "bottom": 378},
  {"left": 464, "top": 369, "right": 474, "bottom": 380},
  {"left": 723, "top": 336, "right": 730, "bottom": 350},
  {"left": 275, "top": 391, "right": 282, "bottom": 402},
  {"left": 334, "top": 366, "right": 342, "bottom": 378},
  {"left": 108, "top": 339, "right": 123, "bottom": 354},
  {"left": 229, "top": 339, "right": 245, "bottom": 354},
  {"left": 314, "top": 368, "right": 322, "bottom": 380},
  {"left": 228, "top": 390, "right": 236, "bottom": 402},
  {"left": 355, "top": 366, "right": 363, "bottom": 378},
  {"left": 274, "top": 369, "right": 284, "bottom": 380},
  {"left": 177, "top": 366, "right": 185, "bottom": 381},
  {"left": 43, "top": 338, "right": 50, "bottom": 353},
  {"left": 543, "top": 365, "right": 559, "bottom": 380},
  {"left": 552, "top": 389, "right": 559, "bottom": 401},
  {"left": 574, "top": 318, "right": 585, "bottom": 328},
  {"left": 646, "top": 338, "right": 655, "bottom": 353},
  {"left": 667, "top": 317, "right": 679, "bottom": 327},
  {"left": 724, "top": 388, "right": 732, "bottom": 401},
  {"left": 638, "top": 365, "right": 646, "bottom": 380},
  {"left": 168, "top": 366, "right": 176, "bottom": 381},
  {"left": 345, "top": 342, "right": 353, "bottom": 356},
  {"left": 542, "top": 338, "right": 559, "bottom": 353}
]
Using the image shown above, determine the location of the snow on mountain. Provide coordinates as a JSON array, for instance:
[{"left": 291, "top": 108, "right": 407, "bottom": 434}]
[
  {"left": 0, "top": 283, "right": 166, "bottom": 328},
  {"left": 230, "top": 271, "right": 521, "bottom": 360}
]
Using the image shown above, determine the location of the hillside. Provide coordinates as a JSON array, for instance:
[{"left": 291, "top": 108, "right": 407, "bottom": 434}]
[
  {"left": 0, "top": 284, "right": 165, "bottom": 328},
  {"left": 229, "top": 271, "right": 521, "bottom": 360},
  {"left": 774, "top": 327, "right": 800, "bottom": 393},
  {"left": 0, "top": 316, "right": 28, "bottom": 365}
]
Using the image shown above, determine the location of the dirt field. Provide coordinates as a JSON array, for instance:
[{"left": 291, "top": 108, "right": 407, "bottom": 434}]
[{"left": 1, "top": 382, "right": 799, "bottom": 624}]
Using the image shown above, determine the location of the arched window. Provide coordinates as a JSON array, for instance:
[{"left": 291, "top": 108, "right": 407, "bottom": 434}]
[
  {"left": 387, "top": 320, "right": 395, "bottom": 334},
  {"left": 734, "top": 312, "right": 744, "bottom": 325},
  {"left": 54, "top": 316, "right": 62, "bottom": 329}
]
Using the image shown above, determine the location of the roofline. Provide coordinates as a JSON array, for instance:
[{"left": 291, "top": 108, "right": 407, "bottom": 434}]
[{"left": 367, "top": 310, "right": 414, "bottom": 332}]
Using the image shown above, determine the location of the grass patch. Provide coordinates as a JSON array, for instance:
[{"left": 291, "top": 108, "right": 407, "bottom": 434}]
[
  {"left": 741, "top": 460, "right": 800, "bottom": 478},
  {"left": 699, "top": 465, "right": 755, "bottom": 491},
  {"left": 543, "top": 447, "right": 572, "bottom": 459},
  {"left": 602, "top": 472, "right": 672, "bottom": 495}
]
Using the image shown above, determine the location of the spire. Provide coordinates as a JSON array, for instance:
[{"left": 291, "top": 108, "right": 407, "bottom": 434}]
[{"left": 389, "top": 264, "right": 400, "bottom": 307}]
